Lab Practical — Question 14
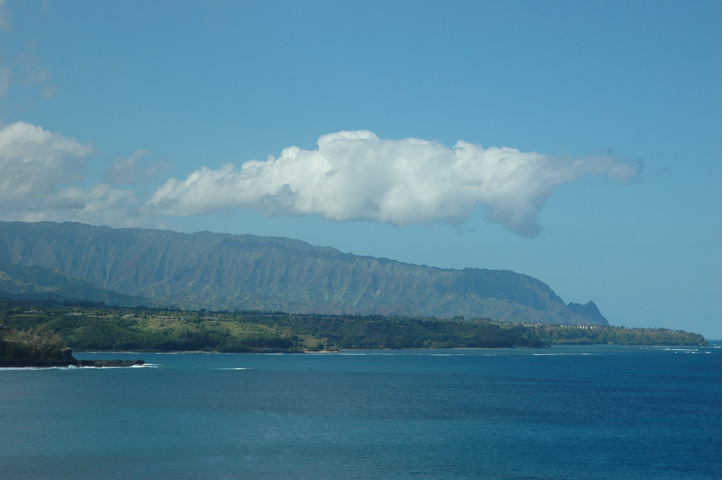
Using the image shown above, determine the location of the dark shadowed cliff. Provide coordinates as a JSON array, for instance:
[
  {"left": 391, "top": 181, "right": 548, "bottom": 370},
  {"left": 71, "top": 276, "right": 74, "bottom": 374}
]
[{"left": 0, "top": 221, "right": 608, "bottom": 325}]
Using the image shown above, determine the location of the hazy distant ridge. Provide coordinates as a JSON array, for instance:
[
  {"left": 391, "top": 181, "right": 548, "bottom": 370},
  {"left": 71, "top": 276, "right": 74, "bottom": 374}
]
[{"left": 0, "top": 221, "right": 607, "bottom": 325}]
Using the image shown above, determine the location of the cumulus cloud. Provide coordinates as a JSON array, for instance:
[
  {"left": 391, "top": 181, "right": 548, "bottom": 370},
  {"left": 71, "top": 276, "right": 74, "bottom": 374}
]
[
  {"left": 146, "top": 130, "right": 641, "bottom": 237},
  {"left": 1, "top": 124, "right": 640, "bottom": 235},
  {"left": 0, "top": 121, "right": 93, "bottom": 203},
  {"left": 20, "top": 184, "right": 144, "bottom": 227},
  {"left": 0, "top": 121, "right": 144, "bottom": 227}
]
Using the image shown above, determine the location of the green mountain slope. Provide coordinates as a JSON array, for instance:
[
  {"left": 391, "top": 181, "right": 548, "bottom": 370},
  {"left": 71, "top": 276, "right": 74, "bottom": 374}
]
[
  {"left": 0, "top": 262, "right": 149, "bottom": 306},
  {"left": 0, "top": 221, "right": 608, "bottom": 325}
]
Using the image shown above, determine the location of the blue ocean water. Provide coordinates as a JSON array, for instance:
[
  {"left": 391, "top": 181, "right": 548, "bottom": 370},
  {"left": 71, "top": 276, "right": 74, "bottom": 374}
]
[{"left": 1, "top": 344, "right": 720, "bottom": 479}]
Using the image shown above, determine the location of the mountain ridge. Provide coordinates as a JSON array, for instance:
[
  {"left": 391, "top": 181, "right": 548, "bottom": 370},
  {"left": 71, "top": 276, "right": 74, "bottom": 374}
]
[
  {"left": 0, "top": 262, "right": 148, "bottom": 306},
  {"left": 0, "top": 221, "right": 608, "bottom": 325}
]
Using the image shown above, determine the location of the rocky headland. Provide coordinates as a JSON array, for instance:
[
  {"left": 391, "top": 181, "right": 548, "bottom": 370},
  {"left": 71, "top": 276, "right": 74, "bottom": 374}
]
[{"left": 0, "top": 326, "right": 143, "bottom": 368}]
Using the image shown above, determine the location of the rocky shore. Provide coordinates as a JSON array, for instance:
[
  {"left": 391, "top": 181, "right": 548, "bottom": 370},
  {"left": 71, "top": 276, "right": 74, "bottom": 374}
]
[
  {"left": 1, "top": 351, "right": 145, "bottom": 368},
  {"left": 75, "top": 358, "right": 145, "bottom": 367},
  {"left": 1, "top": 327, "right": 144, "bottom": 368},
  {"left": 0, "top": 346, "right": 145, "bottom": 368}
]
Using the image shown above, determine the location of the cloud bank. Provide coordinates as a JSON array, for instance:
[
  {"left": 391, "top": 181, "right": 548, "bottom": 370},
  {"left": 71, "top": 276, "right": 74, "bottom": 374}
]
[
  {"left": 0, "top": 121, "right": 143, "bottom": 226},
  {"left": 147, "top": 130, "right": 640, "bottom": 236},
  {"left": 0, "top": 121, "right": 92, "bottom": 202},
  {"left": 0, "top": 123, "right": 640, "bottom": 236}
]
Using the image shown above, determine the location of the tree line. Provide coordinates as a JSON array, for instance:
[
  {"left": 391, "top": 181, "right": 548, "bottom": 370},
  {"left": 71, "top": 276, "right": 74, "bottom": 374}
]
[{"left": 0, "top": 299, "right": 706, "bottom": 355}]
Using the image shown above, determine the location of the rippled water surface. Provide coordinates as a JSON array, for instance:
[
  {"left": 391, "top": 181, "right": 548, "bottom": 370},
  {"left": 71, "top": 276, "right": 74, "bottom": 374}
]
[{"left": 2, "top": 344, "right": 720, "bottom": 479}]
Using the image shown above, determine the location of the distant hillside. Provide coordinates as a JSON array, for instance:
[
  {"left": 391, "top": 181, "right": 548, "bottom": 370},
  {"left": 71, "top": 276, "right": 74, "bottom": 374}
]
[
  {"left": 0, "top": 221, "right": 608, "bottom": 325},
  {"left": 0, "top": 262, "right": 148, "bottom": 306}
]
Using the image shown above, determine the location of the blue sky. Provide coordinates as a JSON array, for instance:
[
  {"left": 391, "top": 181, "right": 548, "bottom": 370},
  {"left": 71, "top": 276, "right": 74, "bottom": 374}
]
[{"left": 1, "top": 0, "right": 720, "bottom": 338}]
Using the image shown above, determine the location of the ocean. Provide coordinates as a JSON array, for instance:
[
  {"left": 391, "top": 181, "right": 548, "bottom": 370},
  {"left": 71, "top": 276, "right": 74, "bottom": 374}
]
[{"left": 1, "top": 344, "right": 720, "bottom": 479}]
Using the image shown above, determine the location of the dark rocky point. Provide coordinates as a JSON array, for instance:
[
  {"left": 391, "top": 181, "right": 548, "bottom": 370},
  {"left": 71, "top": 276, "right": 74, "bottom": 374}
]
[{"left": 75, "top": 358, "right": 145, "bottom": 367}]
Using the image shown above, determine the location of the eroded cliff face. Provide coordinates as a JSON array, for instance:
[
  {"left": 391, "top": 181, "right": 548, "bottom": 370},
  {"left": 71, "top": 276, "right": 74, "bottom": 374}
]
[{"left": 0, "top": 221, "right": 607, "bottom": 325}]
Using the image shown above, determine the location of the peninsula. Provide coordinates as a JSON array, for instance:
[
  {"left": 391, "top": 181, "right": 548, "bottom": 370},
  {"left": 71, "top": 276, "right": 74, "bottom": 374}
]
[
  {"left": 0, "top": 301, "right": 707, "bottom": 357},
  {"left": 0, "top": 324, "right": 143, "bottom": 368}
]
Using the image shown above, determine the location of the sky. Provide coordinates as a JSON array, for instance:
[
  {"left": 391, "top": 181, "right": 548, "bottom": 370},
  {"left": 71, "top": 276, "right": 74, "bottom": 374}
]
[{"left": 0, "top": 0, "right": 720, "bottom": 338}]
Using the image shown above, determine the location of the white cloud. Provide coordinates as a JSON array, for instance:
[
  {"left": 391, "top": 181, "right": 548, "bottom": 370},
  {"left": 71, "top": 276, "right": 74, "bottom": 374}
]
[
  {"left": 0, "top": 121, "right": 145, "bottom": 227},
  {"left": 0, "top": 121, "right": 93, "bottom": 203},
  {"left": 21, "top": 184, "right": 144, "bottom": 227},
  {"left": 0, "top": 123, "right": 640, "bottom": 235},
  {"left": 146, "top": 130, "right": 641, "bottom": 237}
]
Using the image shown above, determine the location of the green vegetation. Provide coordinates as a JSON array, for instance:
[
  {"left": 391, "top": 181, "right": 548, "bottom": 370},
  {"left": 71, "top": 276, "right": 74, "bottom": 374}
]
[
  {"left": 245, "top": 313, "right": 545, "bottom": 349},
  {"left": 0, "top": 300, "right": 707, "bottom": 355},
  {"left": 0, "top": 262, "right": 148, "bottom": 306},
  {"left": 0, "top": 301, "right": 543, "bottom": 352},
  {"left": 0, "top": 325, "right": 74, "bottom": 367},
  {"left": 0, "top": 221, "right": 608, "bottom": 325},
  {"left": 1, "top": 304, "right": 296, "bottom": 353},
  {"left": 526, "top": 323, "right": 706, "bottom": 346}
]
